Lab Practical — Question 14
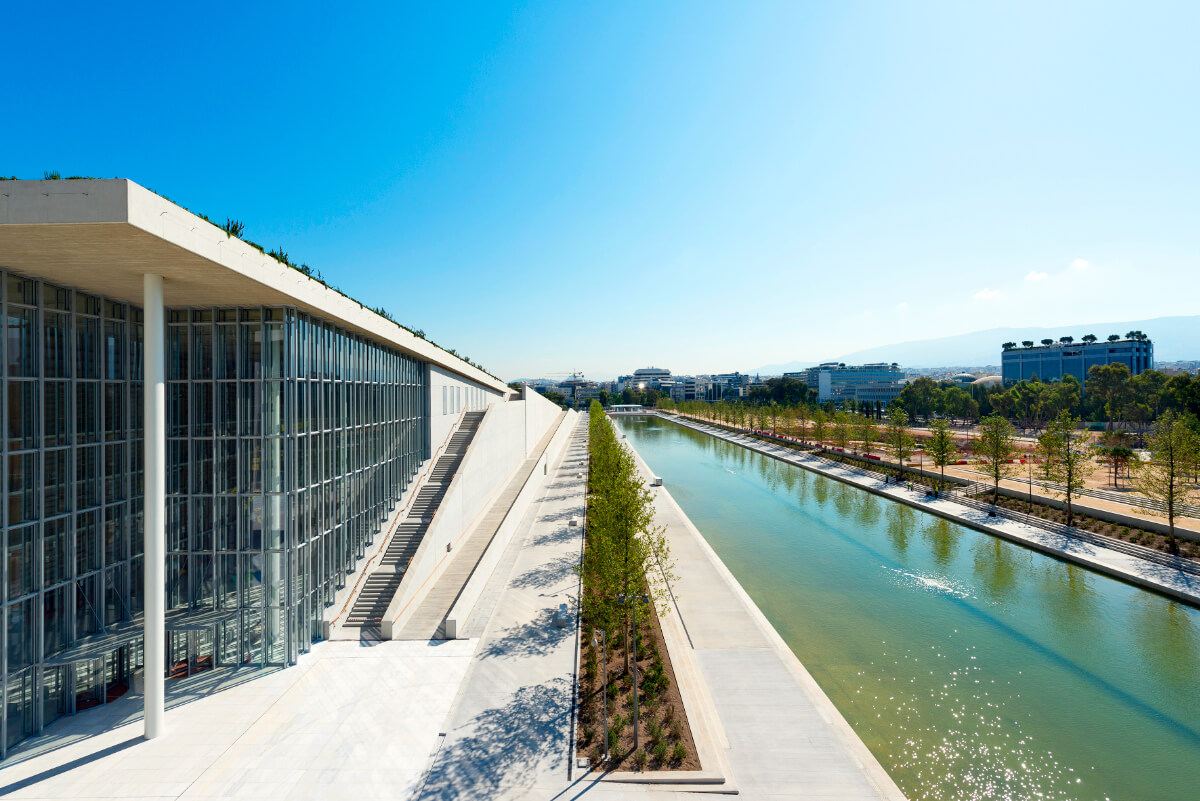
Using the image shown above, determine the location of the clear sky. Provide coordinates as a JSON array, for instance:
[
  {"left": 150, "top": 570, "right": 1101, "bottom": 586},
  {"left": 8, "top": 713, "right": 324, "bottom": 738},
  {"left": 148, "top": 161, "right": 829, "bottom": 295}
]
[{"left": 4, "top": 1, "right": 1198, "bottom": 380}]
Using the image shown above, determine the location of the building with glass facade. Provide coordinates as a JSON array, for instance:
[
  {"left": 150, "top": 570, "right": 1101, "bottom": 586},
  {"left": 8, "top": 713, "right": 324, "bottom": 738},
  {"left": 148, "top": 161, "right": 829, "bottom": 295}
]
[
  {"left": 1001, "top": 338, "right": 1154, "bottom": 385},
  {"left": 786, "top": 363, "right": 905, "bottom": 403},
  {"left": 0, "top": 179, "right": 508, "bottom": 755}
]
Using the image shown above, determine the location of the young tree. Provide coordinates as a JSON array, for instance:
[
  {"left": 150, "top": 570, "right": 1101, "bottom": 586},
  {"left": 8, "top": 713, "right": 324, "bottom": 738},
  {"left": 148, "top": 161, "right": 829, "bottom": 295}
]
[
  {"left": 884, "top": 407, "right": 915, "bottom": 478},
  {"left": 925, "top": 418, "right": 956, "bottom": 493},
  {"left": 832, "top": 411, "right": 853, "bottom": 450},
  {"left": 1134, "top": 410, "right": 1198, "bottom": 553},
  {"left": 795, "top": 404, "right": 811, "bottom": 441},
  {"left": 810, "top": 409, "right": 828, "bottom": 448},
  {"left": 1042, "top": 411, "right": 1095, "bottom": 528},
  {"left": 975, "top": 414, "right": 1017, "bottom": 505},
  {"left": 855, "top": 413, "right": 878, "bottom": 456}
]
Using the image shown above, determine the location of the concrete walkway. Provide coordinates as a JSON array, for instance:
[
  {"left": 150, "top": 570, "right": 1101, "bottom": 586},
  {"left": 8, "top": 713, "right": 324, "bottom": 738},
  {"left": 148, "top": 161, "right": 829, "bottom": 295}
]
[
  {"left": 0, "top": 639, "right": 477, "bottom": 800},
  {"left": 668, "top": 413, "right": 1200, "bottom": 607},
  {"left": 416, "top": 417, "right": 589, "bottom": 800}
]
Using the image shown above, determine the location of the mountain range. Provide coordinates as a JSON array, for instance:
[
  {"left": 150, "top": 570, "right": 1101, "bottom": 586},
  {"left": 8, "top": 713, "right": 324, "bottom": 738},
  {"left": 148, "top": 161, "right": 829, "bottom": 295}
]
[{"left": 754, "top": 315, "right": 1200, "bottom": 374}]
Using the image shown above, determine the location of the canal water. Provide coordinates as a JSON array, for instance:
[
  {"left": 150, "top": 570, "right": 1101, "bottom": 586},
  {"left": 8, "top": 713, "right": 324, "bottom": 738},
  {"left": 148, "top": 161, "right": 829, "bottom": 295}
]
[{"left": 615, "top": 415, "right": 1200, "bottom": 801}]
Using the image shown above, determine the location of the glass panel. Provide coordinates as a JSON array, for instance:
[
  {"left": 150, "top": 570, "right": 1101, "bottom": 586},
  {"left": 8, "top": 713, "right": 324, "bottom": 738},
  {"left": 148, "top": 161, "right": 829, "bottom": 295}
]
[
  {"left": 164, "top": 439, "right": 185, "bottom": 497},
  {"left": 105, "top": 443, "right": 126, "bottom": 501},
  {"left": 167, "top": 325, "right": 188, "bottom": 381},
  {"left": 8, "top": 452, "right": 38, "bottom": 525},
  {"left": 77, "top": 445, "right": 100, "bottom": 509},
  {"left": 76, "top": 510, "right": 100, "bottom": 575},
  {"left": 45, "top": 380, "right": 71, "bottom": 447},
  {"left": 105, "top": 504, "right": 127, "bottom": 565},
  {"left": 76, "top": 316, "right": 100, "bottom": 379},
  {"left": 240, "top": 381, "right": 261, "bottom": 436},
  {"left": 7, "top": 380, "right": 38, "bottom": 450},
  {"left": 193, "top": 439, "right": 213, "bottom": 495},
  {"left": 216, "top": 325, "right": 237, "bottom": 379},
  {"left": 43, "top": 282, "right": 71, "bottom": 311},
  {"left": 77, "top": 382, "right": 100, "bottom": 444},
  {"left": 216, "top": 382, "right": 237, "bottom": 436},
  {"left": 240, "top": 323, "right": 262, "bottom": 379},
  {"left": 105, "top": 382, "right": 125, "bottom": 439},
  {"left": 45, "top": 447, "right": 71, "bottom": 517},
  {"left": 192, "top": 323, "right": 213, "bottom": 380},
  {"left": 44, "top": 309, "right": 71, "bottom": 377},
  {"left": 104, "top": 319, "right": 126, "bottom": 379},
  {"left": 44, "top": 516, "right": 70, "bottom": 586},
  {"left": 168, "top": 383, "right": 188, "bottom": 438},
  {"left": 215, "top": 439, "right": 237, "bottom": 494},
  {"left": 192, "top": 382, "right": 213, "bottom": 437}
]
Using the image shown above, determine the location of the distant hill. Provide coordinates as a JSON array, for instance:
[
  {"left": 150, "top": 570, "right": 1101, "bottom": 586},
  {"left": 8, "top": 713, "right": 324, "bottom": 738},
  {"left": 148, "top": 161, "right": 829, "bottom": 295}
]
[{"left": 755, "top": 315, "right": 1200, "bottom": 372}]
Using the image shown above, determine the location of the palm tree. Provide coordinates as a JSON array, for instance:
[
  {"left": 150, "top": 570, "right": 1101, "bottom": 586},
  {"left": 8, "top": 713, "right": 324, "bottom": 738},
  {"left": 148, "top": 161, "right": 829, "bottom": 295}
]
[
  {"left": 1107, "top": 334, "right": 1120, "bottom": 342},
  {"left": 1081, "top": 334, "right": 1097, "bottom": 344},
  {"left": 1040, "top": 338, "right": 1054, "bottom": 346},
  {"left": 1002, "top": 341, "right": 1017, "bottom": 351},
  {"left": 1021, "top": 340, "right": 1034, "bottom": 348}
]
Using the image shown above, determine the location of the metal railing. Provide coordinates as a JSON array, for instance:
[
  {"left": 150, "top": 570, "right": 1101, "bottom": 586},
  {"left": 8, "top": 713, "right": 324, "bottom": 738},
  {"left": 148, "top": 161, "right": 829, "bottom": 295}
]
[{"left": 951, "top": 493, "right": 1200, "bottom": 578}]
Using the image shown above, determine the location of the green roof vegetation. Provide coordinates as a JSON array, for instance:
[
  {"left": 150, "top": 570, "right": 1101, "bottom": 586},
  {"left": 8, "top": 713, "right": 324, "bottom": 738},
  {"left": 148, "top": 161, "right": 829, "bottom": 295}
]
[{"left": 7, "top": 173, "right": 498, "bottom": 381}]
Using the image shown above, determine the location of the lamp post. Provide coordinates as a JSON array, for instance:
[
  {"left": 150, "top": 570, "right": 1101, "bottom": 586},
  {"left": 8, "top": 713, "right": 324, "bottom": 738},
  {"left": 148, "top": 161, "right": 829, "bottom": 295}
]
[
  {"left": 618, "top": 593, "right": 650, "bottom": 752},
  {"left": 592, "top": 628, "right": 609, "bottom": 762}
]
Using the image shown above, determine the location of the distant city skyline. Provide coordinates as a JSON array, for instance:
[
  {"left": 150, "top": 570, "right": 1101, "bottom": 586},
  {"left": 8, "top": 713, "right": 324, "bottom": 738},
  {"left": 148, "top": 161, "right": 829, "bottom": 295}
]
[{"left": 4, "top": 2, "right": 1198, "bottom": 379}]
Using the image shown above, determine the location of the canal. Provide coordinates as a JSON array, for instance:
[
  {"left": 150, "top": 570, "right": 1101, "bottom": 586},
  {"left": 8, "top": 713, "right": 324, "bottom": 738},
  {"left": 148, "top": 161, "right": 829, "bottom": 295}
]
[{"left": 615, "top": 415, "right": 1200, "bottom": 801}]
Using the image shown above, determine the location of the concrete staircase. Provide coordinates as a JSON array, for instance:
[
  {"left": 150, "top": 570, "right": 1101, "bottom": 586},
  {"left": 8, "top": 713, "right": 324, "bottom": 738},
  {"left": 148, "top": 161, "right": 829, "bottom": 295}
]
[{"left": 342, "top": 410, "right": 486, "bottom": 631}]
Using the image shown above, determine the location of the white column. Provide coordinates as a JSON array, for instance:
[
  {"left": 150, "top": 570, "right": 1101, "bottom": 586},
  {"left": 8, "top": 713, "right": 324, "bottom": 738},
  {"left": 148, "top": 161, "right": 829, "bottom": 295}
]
[{"left": 143, "top": 274, "right": 166, "bottom": 739}]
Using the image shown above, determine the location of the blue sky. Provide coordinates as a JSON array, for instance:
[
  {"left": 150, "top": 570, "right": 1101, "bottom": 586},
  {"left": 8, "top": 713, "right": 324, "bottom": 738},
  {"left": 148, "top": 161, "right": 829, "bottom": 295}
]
[{"left": 4, "top": 1, "right": 1198, "bottom": 380}]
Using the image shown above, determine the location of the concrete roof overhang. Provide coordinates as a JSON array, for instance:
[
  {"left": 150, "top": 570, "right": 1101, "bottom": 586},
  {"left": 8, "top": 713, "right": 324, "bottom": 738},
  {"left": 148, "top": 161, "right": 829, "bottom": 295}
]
[{"left": 0, "top": 179, "right": 506, "bottom": 392}]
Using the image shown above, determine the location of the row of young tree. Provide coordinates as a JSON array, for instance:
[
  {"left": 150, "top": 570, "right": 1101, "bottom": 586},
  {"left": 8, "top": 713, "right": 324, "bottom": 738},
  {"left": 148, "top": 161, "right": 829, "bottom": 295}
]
[
  {"left": 669, "top": 399, "right": 1199, "bottom": 553},
  {"left": 581, "top": 400, "right": 673, "bottom": 662}
]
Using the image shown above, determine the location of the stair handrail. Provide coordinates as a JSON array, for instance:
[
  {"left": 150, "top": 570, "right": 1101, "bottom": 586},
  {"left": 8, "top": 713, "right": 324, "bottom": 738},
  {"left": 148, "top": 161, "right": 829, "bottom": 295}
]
[{"left": 328, "top": 404, "right": 472, "bottom": 628}]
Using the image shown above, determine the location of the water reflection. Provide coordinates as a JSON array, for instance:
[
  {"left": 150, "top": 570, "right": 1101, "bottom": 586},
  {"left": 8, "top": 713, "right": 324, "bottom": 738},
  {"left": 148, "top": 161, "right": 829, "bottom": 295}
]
[
  {"left": 971, "top": 537, "right": 1024, "bottom": 603},
  {"left": 1134, "top": 595, "right": 1200, "bottom": 689},
  {"left": 921, "top": 516, "right": 959, "bottom": 569},
  {"left": 886, "top": 502, "right": 917, "bottom": 557}
]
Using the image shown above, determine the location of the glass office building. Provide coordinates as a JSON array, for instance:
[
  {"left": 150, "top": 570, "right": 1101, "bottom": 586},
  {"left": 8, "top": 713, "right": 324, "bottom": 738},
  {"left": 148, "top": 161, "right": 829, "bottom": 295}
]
[
  {"left": 1001, "top": 339, "right": 1154, "bottom": 385},
  {"left": 1, "top": 269, "right": 430, "bottom": 754}
]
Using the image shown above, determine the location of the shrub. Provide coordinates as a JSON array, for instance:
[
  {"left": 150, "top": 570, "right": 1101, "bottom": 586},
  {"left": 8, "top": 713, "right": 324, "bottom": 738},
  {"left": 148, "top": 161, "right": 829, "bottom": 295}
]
[
  {"left": 583, "top": 726, "right": 595, "bottom": 743},
  {"left": 607, "top": 728, "right": 620, "bottom": 758},
  {"left": 634, "top": 749, "right": 648, "bottom": 771},
  {"left": 673, "top": 742, "right": 687, "bottom": 762},
  {"left": 612, "top": 713, "right": 626, "bottom": 734},
  {"left": 652, "top": 741, "right": 669, "bottom": 763},
  {"left": 648, "top": 720, "right": 663, "bottom": 743}
]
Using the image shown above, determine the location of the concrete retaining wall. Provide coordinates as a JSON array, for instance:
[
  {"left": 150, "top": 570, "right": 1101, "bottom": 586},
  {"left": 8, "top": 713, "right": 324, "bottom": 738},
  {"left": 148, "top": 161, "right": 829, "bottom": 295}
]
[
  {"left": 429, "top": 364, "right": 506, "bottom": 451},
  {"left": 444, "top": 410, "right": 577, "bottom": 638},
  {"left": 381, "top": 392, "right": 566, "bottom": 638}
]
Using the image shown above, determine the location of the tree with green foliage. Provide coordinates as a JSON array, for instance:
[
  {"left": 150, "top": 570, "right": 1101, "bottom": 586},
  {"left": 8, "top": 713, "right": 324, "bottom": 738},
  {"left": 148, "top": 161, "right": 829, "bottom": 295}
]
[
  {"left": 832, "top": 411, "right": 853, "bottom": 450},
  {"left": 884, "top": 407, "right": 915, "bottom": 478},
  {"left": 1041, "top": 411, "right": 1095, "bottom": 528},
  {"left": 855, "top": 413, "right": 878, "bottom": 455},
  {"left": 1086, "top": 362, "right": 1132, "bottom": 431},
  {"left": 975, "top": 414, "right": 1017, "bottom": 504},
  {"left": 1134, "top": 410, "right": 1198, "bottom": 552},
  {"left": 581, "top": 402, "right": 675, "bottom": 661},
  {"left": 810, "top": 409, "right": 828, "bottom": 448},
  {"left": 925, "top": 418, "right": 956, "bottom": 492}
]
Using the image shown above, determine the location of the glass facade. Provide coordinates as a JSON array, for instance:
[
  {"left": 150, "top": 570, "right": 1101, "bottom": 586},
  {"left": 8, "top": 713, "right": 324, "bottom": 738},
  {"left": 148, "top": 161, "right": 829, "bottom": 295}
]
[{"left": 0, "top": 269, "right": 431, "bottom": 755}]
